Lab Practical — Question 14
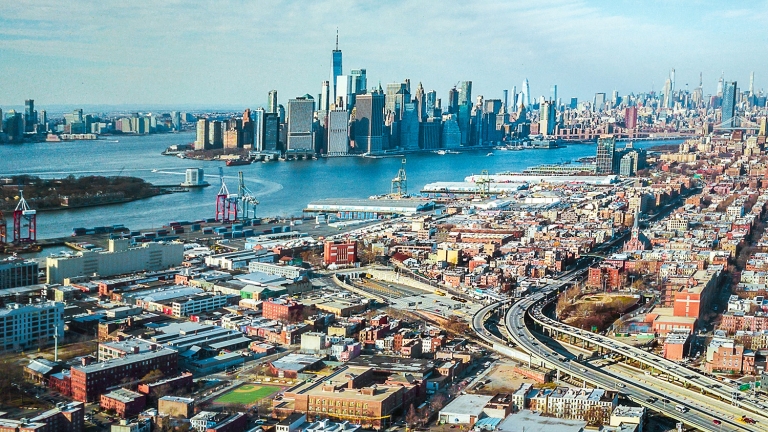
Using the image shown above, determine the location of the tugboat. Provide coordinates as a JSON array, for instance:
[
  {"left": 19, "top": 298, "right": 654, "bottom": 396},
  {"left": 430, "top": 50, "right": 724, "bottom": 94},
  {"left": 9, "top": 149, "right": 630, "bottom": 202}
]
[{"left": 225, "top": 159, "right": 251, "bottom": 166}]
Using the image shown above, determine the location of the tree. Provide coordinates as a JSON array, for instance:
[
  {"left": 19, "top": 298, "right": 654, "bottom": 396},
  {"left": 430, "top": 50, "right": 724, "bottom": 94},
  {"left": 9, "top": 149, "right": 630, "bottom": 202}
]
[
  {"left": 430, "top": 393, "right": 447, "bottom": 413},
  {"left": 405, "top": 404, "right": 419, "bottom": 428},
  {"left": 140, "top": 369, "right": 164, "bottom": 384}
]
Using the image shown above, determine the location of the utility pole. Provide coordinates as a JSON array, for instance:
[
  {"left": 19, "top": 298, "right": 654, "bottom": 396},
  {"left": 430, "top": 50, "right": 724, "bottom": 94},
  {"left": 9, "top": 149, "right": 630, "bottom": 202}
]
[{"left": 54, "top": 325, "right": 59, "bottom": 362}]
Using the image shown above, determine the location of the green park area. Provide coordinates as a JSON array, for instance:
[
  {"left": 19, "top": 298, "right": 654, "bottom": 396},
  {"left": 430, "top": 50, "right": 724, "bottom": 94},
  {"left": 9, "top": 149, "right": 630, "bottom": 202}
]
[{"left": 214, "top": 384, "right": 281, "bottom": 405}]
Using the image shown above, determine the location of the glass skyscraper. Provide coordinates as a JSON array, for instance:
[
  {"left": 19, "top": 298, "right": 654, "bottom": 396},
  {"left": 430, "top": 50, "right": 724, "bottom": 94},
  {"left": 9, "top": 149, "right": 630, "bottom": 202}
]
[{"left": 721, "top": 81, "right": 737, "bottom": 128}]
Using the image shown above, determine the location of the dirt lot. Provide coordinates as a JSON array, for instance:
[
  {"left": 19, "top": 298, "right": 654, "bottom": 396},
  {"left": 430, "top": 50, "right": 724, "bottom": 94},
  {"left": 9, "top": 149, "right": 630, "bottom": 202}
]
[{"left": 473, "top": 361, "right": 534, "bottom": 395}]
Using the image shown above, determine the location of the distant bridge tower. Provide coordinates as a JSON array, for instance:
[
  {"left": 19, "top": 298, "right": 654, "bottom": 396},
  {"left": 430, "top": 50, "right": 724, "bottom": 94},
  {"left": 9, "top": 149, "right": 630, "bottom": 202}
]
[
  {"left": 391, "top": 159, "right": 407, "bottom": 197},
  {"left": 13, "top": 191, "right": 36, "bottom": 243},
  {"left": 215, "top": 167, "right": 238, "bottom": 223}
]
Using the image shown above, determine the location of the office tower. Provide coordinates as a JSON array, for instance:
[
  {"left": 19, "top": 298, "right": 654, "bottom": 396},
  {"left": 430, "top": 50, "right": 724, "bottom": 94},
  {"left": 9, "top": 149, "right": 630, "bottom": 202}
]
[
  {"left": 717, "top": 75, "right": 724, "bottom": 96},
  {"left": 593, "top": 93, "right": 606, "bottom": 112},
  {"left": 426, "top": 90, "right": 437, "bottom": 116},
  {"left": 327, "top": 108, "right": 349, "bottom": 155},
  {"left": 0, "top": 108, "right": 3, "bottom": 132},
  {"left": 264, "top": 113, "right": 279, "bottom": 151},
  {"left": 721, "top": 81, "right": 737, "bottom": 128},
  {"left": 512, "top": 86, "right": 517, "bottom": 107},
  {"left": 171, "top": 111, "right": 181, "bottom": 131},
  {"left": 351, "top": 69, "right": 367, "bottom": 95},
  {"left": 503, "top": 90, "right": 509, "bottom": 113},
  {"left": 484, "top": 99, "right": 502, "bottom": 115},
  {"left": 522, "top": 78, "right": 531, "bottom": 107},
  {"left": 447, "top": 87, "right": 459, "bottom": 114},
  {"left": 441, "top": 114, "right": 461, "bottom": 149},
  {"left": 267, "top": 90, "right": 278, "bottom": 114},
  {"left": 252, "top": 108, "right": 265, "bottom": 151},
  {"left": 355, "top": 89, "right": 385, "bottom": 154},
  {"left": 335, "top": 75, "right": 352, "bottom": 110},
  {"left": 670, "top": 68, "right": 675, "bottom": 92},
  {"left": 550, "top": 86, "right": 557, "bottom": 106},
  {"left": 570, "top": 97, "right": 578, "bottom": 109},
  {"left": 611, "top": 90, "right": 619, "bottom": 107},
  {"left": 209, "top": 120, "right": 223, "bottom": 149},
  {"left": 319, "top": 81, "right": 330, "bottom": 112},
  {"left": 414, "top": 82, "right": 426, "bottom": 122},
  {"left": 400, "top": 103, "right": 419, "bottom": 150},
  {"left": 195, "top": 119, "right": 210, "bottom": 150},
  {"left": 625, "top": 106, "right": 638, "bottom": 129},
  {"left": 457, "top": 103, "right": 471, "bottom": 146},
  {"left": 420, "top": 118, "right": 442, "bottom": 150},
  {"left": 662, "top": 79, "right": 673, "bottom": 108},
  {"left": 242, "top": 109, "right": 254, "bottom": 146},
  {"left": 459, "top": 81, "right": 472, "bottom": 107},
  {"left": 24, "top": 99, "right": 35, "bottom": 132},
  {"left": 385, "top": 81, "right": 409, "bottom": 120},
  {"left": 595, "top": 135, "right": 616, "bottom": 174},
  {"left": 286, "top": 96, "right": 315, "bottom": 151},
  {"left": 331, "top": 31, "right": 342, "bottom": 103},
  {"left": 38, "top": 110, "right": 47, "bottom": 132},
  {"left": 539, "top": 100, "right": 556, "bottom": 136}
]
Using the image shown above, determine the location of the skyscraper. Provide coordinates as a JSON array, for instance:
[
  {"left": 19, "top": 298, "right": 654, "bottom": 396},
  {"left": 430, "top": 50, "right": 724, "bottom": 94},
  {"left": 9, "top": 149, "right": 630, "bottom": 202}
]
[
  {"left": 209, "top": 120, "right": 223, "bottom": 149},
  {"left": 355, "top": 88, "right": 385, "bottom": 154},
  {"left": 426, "top": 90, "right": 437, "bottom": 116},
  {"left": 721, "top": 81, "right": 737, "bottom": 128},
  {"left": 331, "top": 31, "right": 342, "bottom": 103},
  {"left": 335, "top": 75, "right": 352, "bottom": 110},
  {"left": 171, "top": 111, "right": 181, "bottom": 132},
  {"left": 24, "top": 99, "right": 36, "bottom": 133},
  {"left": 594, "top": 93, "right": 606, "bottom": 112},
  {"left": 319, "top": 81, "right": 330, "bottom": 112},
  {"left": 195, "top": 119, "right": 209, "bottom": 150},
  {"left": 327, "top": 108, "right": 349, "bottom": 156},
  {"left": 539, "top": 100, "right": 556, "bottom": 136},
  {"left": 522, "top": 79, "right": 531, "bottom": 107},
  {"left": 503, "top": 90, "right": 509, "bottom": 113},
  {"left": 350, "top": 68, "right": 367, "bottom": 109},
  {"left": 286, "top": 96, "right": 315, "bottom": 151},
  {"left": 663, "top": 79, "right": 673, "bottom": 109},
  {"left": 414, "top": 82, "right": 426, "bottom": 122},
  {"left": 447, "top": 87, "right": 459, "bottom": 114},
  {"left": 400, "top": 103, "right": 419, "bottom": 150},
  {"left": 625, "top": 106, "right": 638, "bottom": 130},
  {"left": 670, "top": 68, "right": 676, "bottom": 92},
  {"left": 595, "top": 135, "right": 616, "bottom": 175},
  {"left": 267, "top": 90, "right": 278, "bottom": 114},
  {"left": 550, "top": 85, "right": 557, "bottom": 106},
  {"left": 458, "top": 81, "right": 472, "bottom": 107},
  {"left": 252, "top": 108, "right": 265, "bottom": 151},
  {"left": 749, "top": 72, "right": 755, "bottom": 96},
  {"left": 264, "top": 113, "right": 279, "bottom": 151}
]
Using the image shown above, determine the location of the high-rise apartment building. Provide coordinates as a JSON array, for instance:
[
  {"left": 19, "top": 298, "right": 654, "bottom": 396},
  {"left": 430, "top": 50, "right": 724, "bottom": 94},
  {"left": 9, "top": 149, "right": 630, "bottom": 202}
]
[
  {"left": 194, "top": 119, "right": 209, "bottom": 150},
  {"left": 171, "top": 111, "right": 181, "bottom": 131},
  {"left": 319, "top": 81, "right": 331, "bottom": 112},
  {"left": 625, "top": 106, "right": 638, "bottom": 130},
  {"left": 355, "top": 89, "right": 385, "bottom": 154},
  {"left": 209, "top": 120, "right": 223, "bottom": 149},
  {"left": 595, "top": 134, "right": 617, "bottom": 175},
  {"left": 264, "top": 113, "right": 279, "bottom": 151},
  {"left": 663, "top": 79, "right": 673, "bottom": 109},
  {"left": 251, "top": 108, "right": 265, "bottom": 151},
  {"left": 286, "top": 96, "right": 315, "bottom": 152},
  {"left": 327, "top": 108, "right": 349, "bottom": 156},
  {"left": 721, "top": 81, "right": 737, "bottom": 128},
  {"left": 458, "top": 81, "right": 472, "bottom": 107},
  {"left": 267, "top": 90, "right": 278, "bottom": 114},
  {"left": 539, "top": 100, "right": 556, "bottom": 136},
  {"left": 24, "top": 99, "right": 36, "bottom": 132}
]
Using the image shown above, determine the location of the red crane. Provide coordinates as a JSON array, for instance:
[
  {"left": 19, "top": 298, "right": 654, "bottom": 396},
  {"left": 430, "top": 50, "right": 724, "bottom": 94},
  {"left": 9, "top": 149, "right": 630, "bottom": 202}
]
[
  {"left": 0, "top": 210, "right": 6, "bottom": 245},
  {"left": 13, "top": 191, "right": 36, "bottom": 243},
  {"left": 215, "top": 167, "right": 238, "bottom": 223}
]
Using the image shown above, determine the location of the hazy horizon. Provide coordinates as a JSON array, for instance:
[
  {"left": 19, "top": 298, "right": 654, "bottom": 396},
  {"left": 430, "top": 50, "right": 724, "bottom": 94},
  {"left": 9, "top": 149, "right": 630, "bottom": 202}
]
[{"left": 2, "top": 0, "right": 766, "bottom": 108}]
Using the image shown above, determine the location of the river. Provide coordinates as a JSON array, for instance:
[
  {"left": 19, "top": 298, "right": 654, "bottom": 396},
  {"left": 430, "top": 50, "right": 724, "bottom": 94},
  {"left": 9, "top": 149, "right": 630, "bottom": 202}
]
[{"left": 0, "top": 132, "right": 678, "bottom": 239}]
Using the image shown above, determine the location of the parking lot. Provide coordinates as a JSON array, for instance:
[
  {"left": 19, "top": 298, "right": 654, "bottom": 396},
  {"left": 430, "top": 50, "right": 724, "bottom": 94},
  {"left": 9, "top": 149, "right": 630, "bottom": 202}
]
[{"left": 388, "top": 292, "right": 484, "bottom": 318}]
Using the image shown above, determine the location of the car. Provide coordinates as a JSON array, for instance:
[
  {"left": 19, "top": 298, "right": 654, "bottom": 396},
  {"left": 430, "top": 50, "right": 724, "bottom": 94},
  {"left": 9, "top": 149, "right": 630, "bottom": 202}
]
[
  {"left": 662, "top": 398, "right": 670, "bottom": 404},
  {"left": 616, "top": 383, "right": 625, "bottom": 388},
  {"left": 712, "top": 419, "right": 721, "bottom": 425},
  {"left": 646, "top": 397, "right": 657, "bottom": 403}
]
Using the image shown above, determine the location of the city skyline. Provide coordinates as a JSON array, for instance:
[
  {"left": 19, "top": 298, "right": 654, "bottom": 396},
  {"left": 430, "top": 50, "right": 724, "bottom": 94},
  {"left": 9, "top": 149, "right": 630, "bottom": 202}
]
[{"left": 1, "top": 0, "right": 767, "bottom": 107}]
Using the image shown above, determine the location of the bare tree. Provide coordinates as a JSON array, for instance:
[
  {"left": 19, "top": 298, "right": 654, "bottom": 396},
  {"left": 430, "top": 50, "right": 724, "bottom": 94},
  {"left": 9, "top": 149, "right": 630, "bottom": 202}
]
[{"left": 405, "top": 404, "right": 419, "bottom": 428}]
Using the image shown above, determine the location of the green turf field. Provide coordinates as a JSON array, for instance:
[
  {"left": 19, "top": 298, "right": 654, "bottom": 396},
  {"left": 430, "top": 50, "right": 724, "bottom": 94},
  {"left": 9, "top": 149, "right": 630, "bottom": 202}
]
[{"left": 214, "top": 384, "right": 281, "bottom": 405}]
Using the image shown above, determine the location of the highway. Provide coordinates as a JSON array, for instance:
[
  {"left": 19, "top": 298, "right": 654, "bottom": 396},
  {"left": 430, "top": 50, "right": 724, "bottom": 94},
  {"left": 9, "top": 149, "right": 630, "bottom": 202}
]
[{"left": 471, "top": 267, "right": 761, "bottom": 432}]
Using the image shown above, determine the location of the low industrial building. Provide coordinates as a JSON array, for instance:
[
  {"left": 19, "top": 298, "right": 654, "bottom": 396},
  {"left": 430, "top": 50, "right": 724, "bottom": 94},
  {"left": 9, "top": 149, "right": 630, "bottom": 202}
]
[
  {"left": 304, "top": 198, "right": 435, "bottom": 219},
  {"left": 0, "top": 301, "right": 64, "bottom": 352},
  {"left": 438, "top": 394, "right": 494, "bottom": 425},
  {"left": 158, "top": 396, "right": 195, "bottom": 418},
  {"left": 100, "top": 388, "right": 147, "bottom": 418}
]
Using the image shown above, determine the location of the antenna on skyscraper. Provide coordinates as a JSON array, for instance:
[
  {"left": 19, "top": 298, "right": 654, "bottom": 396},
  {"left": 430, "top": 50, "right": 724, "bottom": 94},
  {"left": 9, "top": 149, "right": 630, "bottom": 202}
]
[{"left": 336, "top": 28, "right": 339, "bottom": 50}]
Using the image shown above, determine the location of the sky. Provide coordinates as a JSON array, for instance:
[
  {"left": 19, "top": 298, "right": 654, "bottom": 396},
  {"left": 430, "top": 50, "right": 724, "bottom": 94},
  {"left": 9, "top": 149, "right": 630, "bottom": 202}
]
[{"left": 1, "top": 0, "right": 767, "bottom": 110}]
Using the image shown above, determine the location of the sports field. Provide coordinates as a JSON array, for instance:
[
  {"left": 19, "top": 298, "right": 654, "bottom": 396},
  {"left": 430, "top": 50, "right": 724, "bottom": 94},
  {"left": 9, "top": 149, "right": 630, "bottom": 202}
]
[{"left": 214, "top": 384, "right": 281, "bottom": 405}]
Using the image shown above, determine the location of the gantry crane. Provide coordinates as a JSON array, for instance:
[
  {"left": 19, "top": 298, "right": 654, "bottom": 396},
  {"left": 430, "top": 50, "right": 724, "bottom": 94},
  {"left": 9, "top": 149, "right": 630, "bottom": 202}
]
[
  {"left": 390, "top": 158, "right": 407, "bottom": 197},
  {"left": 475, "top": 169, "right": 491, "bottom": 198},
  {"left": 13, "top": 190, "right": 36, "bottom": 243},
  {"left": 238, "top": 171, "right": 260, "bottom": 219},
  {"left": 215, "top": 167, "right": 238, "bottom": 223}
]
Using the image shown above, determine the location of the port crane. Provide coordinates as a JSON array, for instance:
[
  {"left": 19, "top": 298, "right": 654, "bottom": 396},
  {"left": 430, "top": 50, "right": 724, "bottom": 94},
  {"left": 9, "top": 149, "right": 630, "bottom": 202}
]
[
  {"left": 237, "top": 171, "right": 260, "bottom": 219},
  {"left": 475, "top": 169, "right": 491, "bottom": 198},
  {"left": 0, "top": 210, "right": 6, "bottom": 245},
  {"left": 13, "top": 190, "right": 36, "bottom": 243},
  {"left": 390, "top": 158, "right": 407, "bottom": 197},
  {"left": 215, "top": 167, "right": 238, "bottom": 223}
]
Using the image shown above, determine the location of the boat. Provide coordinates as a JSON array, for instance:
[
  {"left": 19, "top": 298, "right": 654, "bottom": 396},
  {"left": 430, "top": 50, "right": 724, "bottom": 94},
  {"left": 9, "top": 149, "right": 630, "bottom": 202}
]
[
  {"left": 486, "top": 152, "right": 494, "bottom": 156},
  {"left": 226, "top": 159, "right": 251, "bottom": 166},
  {"left": 435, "top": 150, "right": 447, "bottom": 155}
]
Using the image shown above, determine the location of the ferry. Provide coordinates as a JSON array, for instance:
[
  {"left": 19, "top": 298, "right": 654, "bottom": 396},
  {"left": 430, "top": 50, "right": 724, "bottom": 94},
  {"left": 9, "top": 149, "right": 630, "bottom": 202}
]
[{"left": 225, "top": 159, "right": 251, "bottom": 166}]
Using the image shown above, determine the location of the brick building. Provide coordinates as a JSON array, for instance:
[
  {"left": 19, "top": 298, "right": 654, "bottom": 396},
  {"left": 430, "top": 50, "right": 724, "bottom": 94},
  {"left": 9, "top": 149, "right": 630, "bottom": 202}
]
[
  {"left": 70, "top": 348, "right": 178, "bottom": 402},
  {"left": 324, "top": 240, "right": 358, "bottom": 265},
  {"left": 137, "top": 372, "right": 193, "bottom": 396},
  {"left": 100, "top": 388, "right": 146, "bottom": 418},
  {"left": 263, "top": 298, "right": 304, "bottom": 322},
  {"left": 705, "top": 339, "right": 755, "bottom": 374}
]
